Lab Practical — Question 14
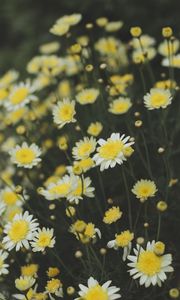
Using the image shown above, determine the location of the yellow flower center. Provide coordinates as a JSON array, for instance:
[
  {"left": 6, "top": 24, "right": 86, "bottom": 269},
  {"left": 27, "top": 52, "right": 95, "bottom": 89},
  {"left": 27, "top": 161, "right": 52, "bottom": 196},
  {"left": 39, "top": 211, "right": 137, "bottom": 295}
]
[
  {"left": 15, "top": 148, "right": 35, "bottom": 164},
  {"left": 46, "top": 279, "right": 61, "bottom": 293},
  {"left": 151, "top": 93, "right": 168, "bottom": 108},
  {"left": 37, "top": 232, "right": 51, "bottom": 248},
  {"left": 115, "top": 231, "right": 133, "bottom": 247},
  {"left": 49, "top": 183, "right": 70, "bottom": 196},
  {"left": 11, "top": 87, "right": 29, "bottom": 104},
  {"left": 99, "top": 140, "right": 123, "bottom": 159},
  {"left": 59, "top": 104, "right": 74, "bottom": 121},
  {"left": 112, "top": 101, "right": 130, "bottom": 113},
  {"left": 8, "top": 220, "right": 29, "bottom": 242},
  {"left": 137, "top": 251, "right": 162, "bottom": 276},
  {"left": 84, "top": 285, "right": 108, "bottom": 300},
  {"left": 77, "top": 143, "right": 93, "bottom": 158},
  {"left": 73, "top": 180, "right": 83, "bottom": 196},
  {"left": 3, "top": 191, "right": 19, "bottom": 205}
]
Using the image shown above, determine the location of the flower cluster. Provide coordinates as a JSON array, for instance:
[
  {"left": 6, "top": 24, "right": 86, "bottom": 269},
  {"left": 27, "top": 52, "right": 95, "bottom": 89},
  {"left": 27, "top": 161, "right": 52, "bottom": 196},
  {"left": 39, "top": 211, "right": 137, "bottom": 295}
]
[{"left": 0, "top": 14, "right": 179, "bottom": 300}]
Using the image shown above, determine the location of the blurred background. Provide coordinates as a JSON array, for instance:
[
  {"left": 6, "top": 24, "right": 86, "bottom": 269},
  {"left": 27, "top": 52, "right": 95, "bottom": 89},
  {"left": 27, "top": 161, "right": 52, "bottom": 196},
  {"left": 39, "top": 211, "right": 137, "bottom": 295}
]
[{"left": 0, "top": 0, "right": 179, "bottom": 73}]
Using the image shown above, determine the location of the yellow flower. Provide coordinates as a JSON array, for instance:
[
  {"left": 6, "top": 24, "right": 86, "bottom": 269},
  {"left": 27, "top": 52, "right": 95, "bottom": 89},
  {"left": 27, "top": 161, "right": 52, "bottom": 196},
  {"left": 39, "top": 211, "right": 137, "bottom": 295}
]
[
  {"left": 96, "top": 17, "right": 108, "bottom": 27},
  {"left": 76, "top": 88, "right": 99, "bottom": 105},
  {"left": 130, "top": 27, "right": 142, "bottom": 37},
  {"left": 53, "top": 99, "right": 76, "bottom": 128},
  {"left": 46, "top": 278, "right": 62, "bottom": 294},
  {"left": 144, "top": 88, "right": 172, "bottom": 110},
  {"left": 103, "top": 206, "right": 122, "bottom": 224},
  {"left": 47, "top": 267, "right": 60, "bottom": 278},
  {"left": 162, "top": 27, "right": 173, "bottom": 38},
  {"left": 115, "top": 230, "right": 134, "bottom": 247},
  {"left": 58, "top": 80, "right": 71, "bottom": 98},
  {"left": 39, "top": 42, "right": 60, "bottom": 54},
  {"left": 132, "top": 179, "right": 157, "bottom": 202},
  {"left": 87, "top": 122, "right": 103, "bottom": 136},
  {"left": 154, "top": 241, "right": 165, "bottom": 256},
  {"left": 15, "top": 276, "right": 35, "bottom": 291},
  {"left": 72, "top": 220, "right": 86, "bottom": 233},
  {"left": 123, "top": 146, "right": 134, "bottom": 157},
  {"left": 109, "top": 97, "right": 132, "bottom": 115},
  {"left": 21, "top": 264, "right": 38, "bottom": 277}
]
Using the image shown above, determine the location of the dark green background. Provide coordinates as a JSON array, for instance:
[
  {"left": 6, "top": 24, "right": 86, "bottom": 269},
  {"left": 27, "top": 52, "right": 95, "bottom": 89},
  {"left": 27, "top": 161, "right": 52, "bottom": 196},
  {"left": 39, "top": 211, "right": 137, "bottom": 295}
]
[{"left": 0, "top": 0, "right": 179, "bottom": 73}]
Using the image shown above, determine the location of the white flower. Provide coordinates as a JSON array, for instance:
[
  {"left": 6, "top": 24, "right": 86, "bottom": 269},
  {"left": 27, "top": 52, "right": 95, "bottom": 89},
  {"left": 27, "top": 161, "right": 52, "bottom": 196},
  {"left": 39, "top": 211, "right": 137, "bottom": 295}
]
[
  {"left": 52, "top": 98, "right": 76, "bottom": 128},
  {"left": 144, "top": 88, "right": 172, "bottom": 110},
  {"left": 40, "top": 175, "right": 77, "bottom": 200},
  {"left": 2, "top": 211, "right": 39, "bottom": 251},
  {"left": 75, "top": 277, "right": 121, "bottom": 300},
  {"left": 127, "top": 241, "right": 174, "bottom": 287},
  {"left": 15, "top": 276, "right": 36, "bottom": 291},
  {"left": 107, "top": 230, "right": 134, "bottom": 261},
  {"left": 162, "top": 54, "right": 180, "bottom": 69},
  {"left": 67, "top": 176, "right": 95, "bottom": 204},
  {"left": 93, "top": 133, "right": 134, "bottom": 171},
  {"left": 0, "top": 249, "right": 9, "bottom": 275},
  {"left": 0, "top": 186, "right": 23, "bottom": 208},
  {"left": 5, "top": 81, "right": 37, "bottom": 111},
  {"left": 31, "top": 227, "right": 55, "bottom": 252},
  {"left": 9, "top": 142, "right": 42, "bottom": 169},
  {"left": 72, "top": 137, "right": 96, "bottom": 160}
]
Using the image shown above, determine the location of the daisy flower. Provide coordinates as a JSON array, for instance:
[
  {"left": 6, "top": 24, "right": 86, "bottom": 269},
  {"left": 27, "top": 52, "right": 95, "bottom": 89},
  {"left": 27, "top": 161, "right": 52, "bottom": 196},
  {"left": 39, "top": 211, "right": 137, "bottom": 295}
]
[
  {"left": 108, "top": 97, "right": 132, "bottom": 115},
  {"left": 107, "top": 230, "right": 134, "bottom": 261},
  {"left": 2, "top": 211, "right": 39, "bottom": 251},
  {"left": 75, "top": 277, "right": 121, "bottom": 300},
  {"left": 103, "top": 206, "right": 122, "bottom": 224},
  {"left": 132, "top": 179, "right": 157, "bottom": 202},
  {"left": 5, "top": 81, "right": 37, "bottom": 111},
  {"left": 127, "top": 240, "right": 174, "bottom": 287},
  {"left": 9, "top": 142, "right": 42, "bottom": 169},
  {"left": 40, "top": 175, "right": 77, "bottom": 200},
  {"left": 93, "top": 133, "right": 134, "bottom": 171},
  {"left": 0, "top": 187, "right": 23, "bottom": 208},
  {"left": 158, "top": 39, "right": 179, "bottom": 57},
  {"left": 144, "top": 88, "right": 172, "bottom": 110},
  {"left": 0, "top": 249, "right": 9, "bottom": 275},
  {"left": 45, "top": 278, "right": 63, "bottom": 299},
  {"left": 31, "top": 227, "right": 56, "bottom": 252},
  {"left": 72, "top": 137, "right": 96, "bottom": 160},
  {"left": 15, "top": 275, "right": 36, "bottom": 291},
  {"left": 87, "top": 122, "right": 103, "bottom": 137},
  {"left": 67, "top": 176, "right": 95, "bottom": 204},
  {"left": 76, "top": 88, "right": 99, "bottom": 105},
  {"left": 52, "top": 98, "right": 76, "bottom": 128}
]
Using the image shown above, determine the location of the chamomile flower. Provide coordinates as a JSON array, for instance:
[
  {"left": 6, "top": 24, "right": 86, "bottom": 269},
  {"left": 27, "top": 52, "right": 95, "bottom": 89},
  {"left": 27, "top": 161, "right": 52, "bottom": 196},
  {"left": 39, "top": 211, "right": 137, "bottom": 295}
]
[
  {"left": 31, "top": 228, "right": 55, "bottom": 252},
  {"left": 52, "top": 98, "right": 76, "bottom": 128},
  {"left": 21, "top": 264, "right": 39, "bottom": 277},
  {"left": 93, "top": 133, "right": 134, "bottom": 171},
  {"left": 144, "top": 88, "right": 172, "bottom": 110},
  {"left": 127, "top": 241, "right": 173, "bottom": 287},
  {"left": 87, "top": 122, "right": 103, "bottom": 137},
  {"left": 107, "top": 230, "right": 134, "bottom": 261},
  {"left": 5, "top": 81, "right": 37, "bottom": 111},
  {"left": 2, "top": 211, "right": 39, "bottom": 251},
  {"left": 40, "top": 175, "right": 77, "bottom": 200},
  {"left": 132, "top": 179, "right": 157, "bottom": 202},
  {"left": 0, "top": 187, "right": 23, "bottom": 208},
  {"left": 103, "top": 206, "right": 122, "bottom": 224},
  {"left": 76, "top": 88, "right": 99, "bottom": 105},
  {"left": 67, "top": 176, "right": 95, "bottom": 204},
  {"left": 72, "top": 137, "right": 96, "bottom": 160},
  {"left": 108, "top": 97, "right": 132, "bottom": 115},
  {"left": 75, "top": 277, "right": 121, "bottom": 300},
  {"left": 45, "top": 278, "right": 63, "bottom": 299},
  {"left": 73, "top": 157, "right": 95, "bottom": 173},
  {"left": 58, "top": 14, "right": 82, "bottom": 26},
  {"left": 9, "top": 142, "right": 42, "bottom": 169},
  {"left": 105, "top": 21, "right": 123, "bottom": 32},
  {"left": 15, "top": 276, "right": 36, "bottom": 291},
  {"left": 0, "top": 250, "right": 9, "bottom": 275},
  {"left": 131, "top": 34, "right": 156, "bottom": 49},
  {"left": 158, "top": 39, "right": 179, "bottom": 57},
  {"left": 39, "top": 41, "right": 60, "bottom": 54}
]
